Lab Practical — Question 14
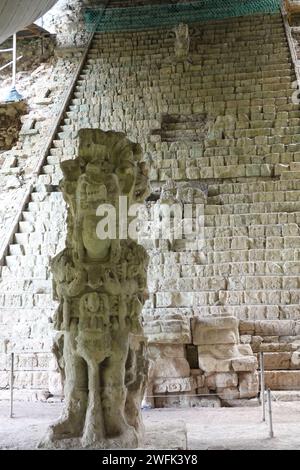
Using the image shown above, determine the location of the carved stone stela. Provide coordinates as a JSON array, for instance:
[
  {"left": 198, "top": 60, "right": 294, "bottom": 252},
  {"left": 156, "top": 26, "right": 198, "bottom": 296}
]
[
  {"left": 40, "top": 129, "right": 149, "bottom": 449},
  {"left": 174, "top": 23, "right": 190, "bottom": 61}
]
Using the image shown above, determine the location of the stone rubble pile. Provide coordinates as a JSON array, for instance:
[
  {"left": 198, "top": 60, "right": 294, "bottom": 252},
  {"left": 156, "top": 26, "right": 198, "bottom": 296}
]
[{"left": 0, "top": 102, "right": 27, "bottom": 151}]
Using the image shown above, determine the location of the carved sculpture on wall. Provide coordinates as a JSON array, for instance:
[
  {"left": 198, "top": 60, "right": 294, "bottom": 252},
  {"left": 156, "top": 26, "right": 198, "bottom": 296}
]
[
  {"left": 174, "top": 23, "right": 190, "bottom": 61},
  {"left": 41, "top": 129, "right": 149, "bottom": 449}
]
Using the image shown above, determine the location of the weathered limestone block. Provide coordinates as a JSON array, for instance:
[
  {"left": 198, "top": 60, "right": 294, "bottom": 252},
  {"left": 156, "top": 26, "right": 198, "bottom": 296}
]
[
  {"left": 206, "top": 372, "right": 238, "bottom": 389},
  {"left": 217, "top": 388, "right": 241, "bottom": 400},
  {"left": 239, "top": 371, "right": 259, "bottom": 398},
  {"left": 197, "top": 343, "right": 255, "bottom": 374},
  {"left": 153, "top": 377, "right": 194, "bottom": 394},
  {"left": 262, "top": 352, "right": 291, "bottom": 370},
  {"left": 143, "top": 344, "right": 190, "bottom": 409},
  {"left": 151, "top": 357, "right": 190, "bottom": 379},
  {"left": 144, "top": 314, "right": 191, "bottom": 344},
  {"left": 192, "top": 316, "right": 239, "bottom": 345},
  {"left": 193, "top": 316, "right": 258, "bottom": 399},
  {"left": 40, "top": 129, "right": 149, "bottom": 449},
  {"left": 264, "top": 371, "right": 300, "bottom": 390},
  {"left": 254, "top": 320, "right": 295, "bottom": 336},
  {"left": 152, "top": 376, "right": 197, "bottom": 407},
  {"left": 231, "top": 356, "right": 258, "bottom": 372}
]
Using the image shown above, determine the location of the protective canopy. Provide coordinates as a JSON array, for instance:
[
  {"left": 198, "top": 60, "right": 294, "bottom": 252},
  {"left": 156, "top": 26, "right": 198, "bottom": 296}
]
[{"left": 0, "top": 0, "right": 57, "bottom": 44}]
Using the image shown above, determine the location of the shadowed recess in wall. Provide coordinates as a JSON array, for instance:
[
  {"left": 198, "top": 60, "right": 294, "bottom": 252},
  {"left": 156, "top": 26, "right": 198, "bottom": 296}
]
[{"left": 84, "top": 0, "right": 282, "bottom": 32}]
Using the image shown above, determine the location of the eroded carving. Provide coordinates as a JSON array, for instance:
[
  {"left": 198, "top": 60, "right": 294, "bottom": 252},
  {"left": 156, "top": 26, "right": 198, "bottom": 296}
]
[
  {"left": 40, "top": 129, "right": 149, "bottom": 449},
  {"left": 174, "top": 23, "right": 190, "bottom": 61}
]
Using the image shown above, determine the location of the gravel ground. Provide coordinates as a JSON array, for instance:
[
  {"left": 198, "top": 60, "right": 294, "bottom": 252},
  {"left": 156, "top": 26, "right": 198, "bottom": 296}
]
[{"left": 0, "top": 401, "right": 300, "bottom": 450}]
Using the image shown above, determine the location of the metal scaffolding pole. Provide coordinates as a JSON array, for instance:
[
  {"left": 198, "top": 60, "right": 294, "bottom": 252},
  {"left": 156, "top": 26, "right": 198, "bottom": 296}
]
[
  {"left": 3, "top": 33, "right": 23, "bottom": 102},
  {"left": 260, "top": 352, "right": 266, "bottom": 422},
  {"left": 267, "top": 388, "right": 274, "bottom": 438},
  {"left": 10, "top": 353, "right": 14, "bottom": 419}
]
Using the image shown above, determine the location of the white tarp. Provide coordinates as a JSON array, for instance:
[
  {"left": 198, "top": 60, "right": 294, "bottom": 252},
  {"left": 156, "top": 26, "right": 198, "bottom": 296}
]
[{"left": 0, "top": 0, "right": 57, "bottom": 44}]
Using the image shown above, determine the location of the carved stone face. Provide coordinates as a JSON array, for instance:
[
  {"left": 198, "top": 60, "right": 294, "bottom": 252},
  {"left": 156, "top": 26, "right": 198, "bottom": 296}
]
[
  {"left": 176, "top": 23, "right": 189, "bottom": 39},
  {"left": 86, "top": 181, "right": 107, "bottom": 204},
  {"left": 116, "top": 160, "right": 136, "bottom": 196},
  {"left": 86, "top": 293, "right": 100, "bottom": 313},
  {"left": 82, "top": 215, "right": 111, "bottom": 260}
]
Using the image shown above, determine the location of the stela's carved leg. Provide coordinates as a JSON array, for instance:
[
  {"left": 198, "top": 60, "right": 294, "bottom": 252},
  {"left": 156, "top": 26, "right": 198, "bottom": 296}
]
[
  {"left": 125, "top": 341, "right": 148, "bottom": 434},
  {"left": 81, "top": 361, "right": 105, "bottom": 448},
  {"left": 101, "top": 339, "right": 139, "bottom": 447},
  {"left": 43, "top": 331, "right": 88, "bottom": 444}
]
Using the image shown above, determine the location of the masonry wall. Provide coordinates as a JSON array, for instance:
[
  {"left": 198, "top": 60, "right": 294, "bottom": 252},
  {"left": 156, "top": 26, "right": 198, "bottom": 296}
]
[{"left": 1, "top": 12, "right": 300, "bottom": 404}]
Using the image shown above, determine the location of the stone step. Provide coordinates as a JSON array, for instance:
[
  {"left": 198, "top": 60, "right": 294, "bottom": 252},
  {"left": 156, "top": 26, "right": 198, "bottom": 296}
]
[
  {"left": 88, "top": 43, "right": 290, "bottom": 56},
  {"left": 148, "top": 275, "right": 300, "bottom": 292},
  {"left": 22, "top": 207, "right": 65, "bottom": 220},
  {"left": 5, "top": 255, "right": 51, "bottom": 269},
  {"left": 93, "top": 18, "right": 285, "bottom": 29},
  {"left": 157, "top": 163, "right": 273, "bottom": 180},
  {"left": 207, "top": 179, "right": 300, "bottom": 197},
  {"left": 0, "top": 353, "right": 53, "bottom": 378},
  {"left": 13, "top": 232, "right": 64, "bottom": 248},
  {"left": 203, "top": 224, "right": 300, "bottom": 237},
  {"left": 56, "top": 130, "right": 78, "bottom": 140},
  {"left": 0, "top": 370, "right": 54, "bottom": 390},
  {"left": 18, "top": 221, "right": 36, "bottom": 233},
  {"left": 204, "top": 248, "right": 299, "bottom": 263},
  {"left": 74, "top": 71, "right": 295, "bottom": 88},
  {"left": 87, "top": 47, "right": 291, "bottom": 59},
  {"left": 0, "top": 265, "right": 49, "bottom": 281},
  {"left": 207, "top": 189, "right": 300, "bottom": 204},
  {"left": 18, "top": 215, "right": 65, "bottom": 234},
  {"left": 84, "top": 59, "right": 292, "bottom": 73},
  {"left": 0, "top": 293, "right": 54, "bottom": 309},
  {"left": 88, "top": 43, "right": 288, "bottom": 54},
  {"left": 75, "top": 81, "right": 296, "bottom": 97},
  {"left": 201, "top": 236, "right": 300, "bottom": 251},
  {"left": 0, "top": 279, "right": 51, "bottom": 293},
  {"left": 49, "top": 147, "right": 76, "bottom": 157},
  {"left": 164, "top": 142, "right": 300, "bottom": 156},
  {"left": 37, "top": 174, "right": 64, "bottom": 186},
  {"left": 204, "top": 211, "right": 300, "bottom": 226},
  {"left": 281, "top": 171, "right": 300, "bottom": 180},
  {"left": 77, "top": 68, "right": 295, "bottom": 84},
  {"left": 267, "top": 391, "right": 300, "bottom": 401},
  {"left": 41, "top": 164, "right": 63, "bottom": 176},
  {"left": 27, "top": 200, "right": 66, "bottom": 214},
  {"left": 150, "top": 247, "right": 300, "bottom": 263},
  {"left": 91, "top": 33, "right": 288, "bottom": 45},
  {"left": 60, "top": 121, "right": 300, "bottom": 139},
  {"left": 155, "top": 289, "right": 300, "bottom": 307},
  {"left": 264, "top": 371, "right": 300, "bottom": 390},
  {"left": 75, "top": 76, "right": 294, "bottom": 93},
  {"left": 92, "top": 89, "right": 295, "bottom": 103},
  {"left": 204, "top": 201, "right": 300, "bottom": 214},
  {"left": 189, "top": 304, "right": 300, "bottom": 320},
  {"left": 8, "top": 243, "right": 62, "bottom": 257},
  {"left": 164, "top": 260, "right": 300, "bottom": 277},
  {"left": 29, "top": 191, "right": 63, "bottom": 203}
]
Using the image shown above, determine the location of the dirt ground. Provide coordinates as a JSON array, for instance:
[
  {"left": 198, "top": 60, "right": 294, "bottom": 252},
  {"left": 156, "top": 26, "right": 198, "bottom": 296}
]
[{"left": 0, "top": 401, "right": 300, "bottom": 450}]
